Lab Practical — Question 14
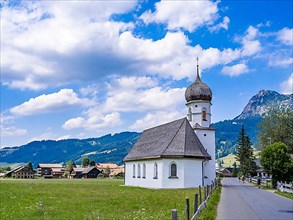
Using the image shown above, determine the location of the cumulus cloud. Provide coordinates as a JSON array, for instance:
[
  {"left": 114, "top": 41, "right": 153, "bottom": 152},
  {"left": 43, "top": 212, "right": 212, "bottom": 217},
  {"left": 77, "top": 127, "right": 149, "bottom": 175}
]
[
  {"left": 140, "top": 0, "right": 219, "bottom": 32},
  {"left": 221, "top": 63, "right": 249, "bottom": 76},
  {"left": 277, "top": 28, "right": 293, "bottom": 45},
  {"left": 1, "top": 1, "right": 250, "bottom": 90},
  {"left": 241, "top": 26, "right": 261, "bottom": 56},
  {"left": 62, "top": 112, "right": 122, "bottom": 131},
  {"left": 10, "top": 89, "right": 92, "bottom": 116},
  {"left": 103, "top": 76, "right": 185, "bottom": 112},
  {"left": 209, "top": 16, "right": 230, "bottom": 32},
  {"left": 280, "top": 73, "right": 293, "bottom": 94},
  {"left": 130, "top": 111, "right": 184, "bottom": 131},
  {"left": 1, "top": 126, "right": 27, "bottom": 137}
]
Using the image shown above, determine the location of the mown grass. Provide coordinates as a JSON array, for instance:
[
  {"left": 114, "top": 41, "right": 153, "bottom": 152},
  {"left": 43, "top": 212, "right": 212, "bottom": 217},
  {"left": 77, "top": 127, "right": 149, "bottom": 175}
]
[
  {"left": 197, "top": 187, "right": 222, "bottom": 220},
  {"left": 275, "top": 191, "right": 293, "bottom": 200},
  {"left": 0, "top": 178, "right": 202, "bottom": 220}
]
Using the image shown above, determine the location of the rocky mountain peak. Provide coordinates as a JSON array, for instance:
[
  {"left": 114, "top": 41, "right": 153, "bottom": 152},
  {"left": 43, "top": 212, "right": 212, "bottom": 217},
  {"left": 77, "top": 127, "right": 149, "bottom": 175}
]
[{"left": 235, "top": 90, "right": 292, "bottom": 120}]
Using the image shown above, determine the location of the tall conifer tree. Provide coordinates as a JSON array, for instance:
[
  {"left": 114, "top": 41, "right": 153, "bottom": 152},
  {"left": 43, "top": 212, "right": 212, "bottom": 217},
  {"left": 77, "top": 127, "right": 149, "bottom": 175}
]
[{"left": 236, "top": 126, "right": 257, "bottom": 176}]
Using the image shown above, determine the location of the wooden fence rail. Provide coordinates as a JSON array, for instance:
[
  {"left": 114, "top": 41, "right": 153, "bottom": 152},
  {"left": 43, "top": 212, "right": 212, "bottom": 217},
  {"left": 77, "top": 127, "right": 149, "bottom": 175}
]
[{"left": 277, "top": 181, "right": 293, "bottom": 193}]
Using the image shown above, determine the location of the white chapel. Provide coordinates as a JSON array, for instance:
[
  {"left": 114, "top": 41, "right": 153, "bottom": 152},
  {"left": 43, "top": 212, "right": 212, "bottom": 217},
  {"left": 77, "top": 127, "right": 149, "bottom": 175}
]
[{"left": 124, "top": 61, "right": 216, "bottom": 188}]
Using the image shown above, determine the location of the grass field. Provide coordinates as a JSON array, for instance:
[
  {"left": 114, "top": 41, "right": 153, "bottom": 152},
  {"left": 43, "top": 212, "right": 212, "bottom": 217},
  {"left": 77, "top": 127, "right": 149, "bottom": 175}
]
[{"left": 0, "top": 178, "right": 203, "bottom": 220}]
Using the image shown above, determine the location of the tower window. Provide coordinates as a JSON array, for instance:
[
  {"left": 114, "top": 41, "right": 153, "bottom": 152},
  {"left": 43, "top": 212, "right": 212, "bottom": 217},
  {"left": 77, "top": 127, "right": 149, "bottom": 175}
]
[
  {"left": 202, "top": 108, "right": 207, "bottom": 121},
  {"left": 188, "top": 108, "right": 192, "bottom": 121}
]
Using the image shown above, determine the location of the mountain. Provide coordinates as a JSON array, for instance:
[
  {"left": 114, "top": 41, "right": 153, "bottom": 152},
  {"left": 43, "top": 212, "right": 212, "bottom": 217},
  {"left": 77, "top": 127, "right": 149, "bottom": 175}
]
[
  {"left": 214, "top": 90, "right": 292, "bottom": 157},
  {"left": 235, "top": 90, "right": 292, "bottom": 119},
  {"left": 1, "top": 90, "right": 291, "bottom": 166},
  {"left": 0, "top": 132, "right": 140, "bottom": 167}
]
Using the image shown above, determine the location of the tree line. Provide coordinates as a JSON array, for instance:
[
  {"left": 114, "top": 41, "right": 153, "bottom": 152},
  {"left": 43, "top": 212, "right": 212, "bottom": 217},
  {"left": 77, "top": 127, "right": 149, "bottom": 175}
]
[{"left": 235, "top": 108, "right": 293, "bottom": 188}]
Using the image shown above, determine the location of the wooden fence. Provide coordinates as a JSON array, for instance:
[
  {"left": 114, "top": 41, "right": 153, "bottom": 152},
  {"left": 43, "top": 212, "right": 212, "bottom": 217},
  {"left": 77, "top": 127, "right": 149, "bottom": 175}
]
[
  {"left": 250, "top": 177, "right": 271, "bottom": 187},
  {"left": 277, "top": 181, "right": 293, "bottom": 193},
  {"left": 171, "top": 179, "right": 221, "bottom": 220}
]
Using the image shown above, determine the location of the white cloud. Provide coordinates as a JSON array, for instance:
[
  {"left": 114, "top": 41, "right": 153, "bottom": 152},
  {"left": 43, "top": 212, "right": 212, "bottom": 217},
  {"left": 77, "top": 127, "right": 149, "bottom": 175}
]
[
  {"left": 280, "top": 73, "right": 293, "bottom": 94},
  {"left": 221, "top": 63, "right": 249, "bottom": 76},
  {"left": 241, "top": 26, "right": 261, "bottom": 56},
  {"left": 209, "top": 16, "right": 230, "bottom": 32},
  {"left": 62, "top": 112, "right": 122, "bottom": 131},
  {"left": 0, "top": 126, "right": 27, "bottom": 137},
  {"left": 10, "top": 89, "right": 92, "bottom": 116},
  {"left": 104, "top": 76, "right": 185, "bottom": 112},
  {"left": 277, "top": 28, "right": 293, "bottom": 45},
  {"left": 140, "top": 1, "right": 219, "bottom": 32},
  {"left": 130, "top": 111, "right": 184, "bottom": 131},
  {"left": 269, "top": 58, "right": 293, "bottom": 67}
]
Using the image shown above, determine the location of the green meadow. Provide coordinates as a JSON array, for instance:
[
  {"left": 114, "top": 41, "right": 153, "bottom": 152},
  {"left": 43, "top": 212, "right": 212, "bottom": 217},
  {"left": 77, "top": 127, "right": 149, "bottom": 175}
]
[{"left": 0, "top": 179, "right": 202, "bottom": 220}]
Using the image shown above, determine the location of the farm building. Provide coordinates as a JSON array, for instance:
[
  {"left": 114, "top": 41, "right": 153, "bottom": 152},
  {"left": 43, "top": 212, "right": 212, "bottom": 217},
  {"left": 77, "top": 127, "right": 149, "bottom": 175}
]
[
  {"left": 2, "top": 165, "right": 34, "bottom": 179},
  {"left": 37, "top": 163, "right": 64, "bottom": 178},
  {"left": 70, "top": 167, "right": 102, "bottom": 178},
  {"left": 124, "top": 62, "right": 216, "bottom": 188}
]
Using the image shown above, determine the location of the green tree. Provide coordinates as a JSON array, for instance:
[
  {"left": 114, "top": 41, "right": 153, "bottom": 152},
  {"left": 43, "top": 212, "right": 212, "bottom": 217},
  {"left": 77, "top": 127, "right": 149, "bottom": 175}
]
[
  {"left": 27, "top": 161, "right": 33, "bottom": 171},
  {"left": 82, "top": 157, "right": 90, "bottom": 167},
  {"left": 258, "top": 108, "right": 293, "bottom": 152},
  {"left": 89, "top": 160, "right": 96, "bottom": 166},
  {"left": 235, "top": 126, "right": 257, "bottom": 176},
  {"left": 232, "top": 162, "right": 238, "bottom": 177},
  {"left": 66, "top": 160, "right": 76, "bottom": 171},
  {"left": 260, "top": 142, "right": 293, "bottom": 188}
]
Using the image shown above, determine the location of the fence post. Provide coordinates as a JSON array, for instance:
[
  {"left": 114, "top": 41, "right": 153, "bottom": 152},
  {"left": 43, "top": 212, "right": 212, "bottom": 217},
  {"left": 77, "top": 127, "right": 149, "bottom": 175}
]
[
  {"left": 194, "top": 193, "right": 198, "bottom": 214},
  {"left": 204, "top": 186, "right": 206, "bottom": 201},
  {"left": 186, "top": 198, "right": 190, "bottom": 220},
  {"left": 199, "top": 186, "right": 202, "bottom": 204},
  {"left": 172, "top": 209, "right": 178, "bottom": 220}
]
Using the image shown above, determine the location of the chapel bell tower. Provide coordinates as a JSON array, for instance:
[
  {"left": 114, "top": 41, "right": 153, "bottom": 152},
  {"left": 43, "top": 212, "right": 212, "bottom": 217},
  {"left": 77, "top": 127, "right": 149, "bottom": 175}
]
[{"left": 185, "top": 58, "right": 216, "bottom": 185}]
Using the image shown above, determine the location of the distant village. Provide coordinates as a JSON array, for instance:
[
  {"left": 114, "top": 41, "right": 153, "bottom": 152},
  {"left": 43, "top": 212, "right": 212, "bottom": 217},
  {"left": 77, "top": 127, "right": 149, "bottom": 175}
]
[{"left": 0, "top": 161, "right": 125, "bottom": 179}]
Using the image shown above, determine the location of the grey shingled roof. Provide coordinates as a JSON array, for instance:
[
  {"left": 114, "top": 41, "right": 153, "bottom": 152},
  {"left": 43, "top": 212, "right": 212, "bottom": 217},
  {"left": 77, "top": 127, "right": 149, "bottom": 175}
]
[{"left": 124, "top": 118, "right": 211, "bottom": 162}]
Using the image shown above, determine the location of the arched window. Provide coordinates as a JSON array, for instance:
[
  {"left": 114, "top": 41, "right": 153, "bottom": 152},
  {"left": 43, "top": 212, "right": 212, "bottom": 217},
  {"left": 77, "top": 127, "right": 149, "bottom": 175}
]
[
  {"left": 154, "top": 162, "right": 158, "bottom": 179},
  {"left": 137, "top": 164, "right": 141, "bottom": 178},
  {"left": 169, "top": 162, "right": 177, "bottom": 178},
  {"left": 133, "top": 164, "right": 135, "bottom": 178},
  {"left": 188, "top": 107, "right": 192, "bottom": 121},
  {"left": 202, "top": 108, "right": 207, "bottom": 121},
  {"left": 142, "top": 163, "right": 146, "bottom": 178}
]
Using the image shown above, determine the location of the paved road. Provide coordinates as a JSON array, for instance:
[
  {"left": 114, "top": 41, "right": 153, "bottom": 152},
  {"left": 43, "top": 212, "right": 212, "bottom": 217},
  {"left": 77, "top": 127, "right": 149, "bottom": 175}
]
[{"left": 216, "top": 178, "right": 293, "bottom": 220}]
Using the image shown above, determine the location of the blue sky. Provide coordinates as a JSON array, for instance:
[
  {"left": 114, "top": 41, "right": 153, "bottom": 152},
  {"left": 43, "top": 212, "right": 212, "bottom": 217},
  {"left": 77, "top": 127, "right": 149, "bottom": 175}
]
[{"left": 1, "top": 0, "right": 292, "bottom": 147}]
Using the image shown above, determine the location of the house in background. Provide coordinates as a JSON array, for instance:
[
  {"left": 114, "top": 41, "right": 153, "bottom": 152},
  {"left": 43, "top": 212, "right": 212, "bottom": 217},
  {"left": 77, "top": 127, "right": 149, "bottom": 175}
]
[
  {"left": 37, "top": 164, "right": 64, "bottom": 178},
  {"left": 70, "top": 167, "right": 102, "bottom": 178},
  {"left": 70, "top": 167, "right": 85, "bottom": 179},
  {"left": 2, "top": 165, "right": 34, "bottom": 179},
  {"left": 109, "top": 167, "right": 125, "bottom": 178},
  {"left": 82, "top": 167, "right": 102, "bottom": 178}
]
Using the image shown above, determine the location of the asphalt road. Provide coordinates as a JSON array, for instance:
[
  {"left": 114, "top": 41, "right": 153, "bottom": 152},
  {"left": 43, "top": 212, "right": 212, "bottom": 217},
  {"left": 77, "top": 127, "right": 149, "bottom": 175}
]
[{"left": 216, "top": 178, "right": 293, "bottom": 220}]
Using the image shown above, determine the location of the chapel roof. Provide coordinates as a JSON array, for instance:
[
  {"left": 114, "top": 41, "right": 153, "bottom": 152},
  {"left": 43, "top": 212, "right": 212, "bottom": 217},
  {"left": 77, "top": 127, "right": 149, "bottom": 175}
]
[{"left": 124, "top": 118, "right": 211, "bottom": 162}]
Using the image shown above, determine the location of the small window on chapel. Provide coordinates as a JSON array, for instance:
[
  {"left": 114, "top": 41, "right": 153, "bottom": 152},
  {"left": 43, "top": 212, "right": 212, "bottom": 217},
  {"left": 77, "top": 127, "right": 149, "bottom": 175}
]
[
  {"left": 153, "top": 162, "right": 158, "bottom": 179},
  {"left": 169, "top": 162, "right": 178, "bottom": 179},
  {"left": 202, "top": 108, "right": 207, "bottom": 121},
  {"left": 133, "top": 164, "right": 136, "bottom": 178}
]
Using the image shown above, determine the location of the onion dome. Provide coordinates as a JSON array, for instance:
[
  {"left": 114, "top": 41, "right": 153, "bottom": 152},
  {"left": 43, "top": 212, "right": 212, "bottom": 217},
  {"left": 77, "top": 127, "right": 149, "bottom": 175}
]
[{"left": 185, "top": 60, "right": 212, "bottom": 102}]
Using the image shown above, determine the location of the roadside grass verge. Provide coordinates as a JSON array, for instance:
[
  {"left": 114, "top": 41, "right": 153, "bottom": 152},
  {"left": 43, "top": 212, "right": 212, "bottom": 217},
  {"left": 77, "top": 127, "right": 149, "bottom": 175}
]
[
  {"left": 275, "top": 191, "right": 293, "bottom": 200},
  {"left": 0, "top": 178, "right": 201, "bottom": 220},
  {"left": 197, "top": 187, "right": 222, "bottom": 220}
]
